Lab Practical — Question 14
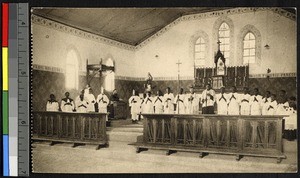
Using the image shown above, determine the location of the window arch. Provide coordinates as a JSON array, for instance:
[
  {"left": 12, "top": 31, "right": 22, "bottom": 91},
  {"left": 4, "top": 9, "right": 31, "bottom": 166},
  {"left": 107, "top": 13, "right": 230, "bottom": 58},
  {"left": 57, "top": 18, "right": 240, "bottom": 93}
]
[
  {"left": 194, "top": 37, "right": 206, "bottom": 67},
  {"left": 65, "top": 50, "right": 79, "bottom": 90},
  {"left": 243, "top": 32, "right": 256, "bottom": 64},
  {"left": 218, "top": 22, "right": 230, "bottom": 65},
  {"left": 105, "top": 58, "right": 115, "bottom": 92},
  {"left": 237, "top": 24, "right": 262, "bottom": 66},
  {"left": 213, "top": 16, "right": 234, "bottom": 65}
]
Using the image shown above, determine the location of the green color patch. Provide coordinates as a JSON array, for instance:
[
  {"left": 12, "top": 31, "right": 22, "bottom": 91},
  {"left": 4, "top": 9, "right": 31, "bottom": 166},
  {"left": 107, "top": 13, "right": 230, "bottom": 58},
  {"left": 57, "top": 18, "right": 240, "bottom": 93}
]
[{"left": 2, "top": 91, "right": 8, "bottom": 134}]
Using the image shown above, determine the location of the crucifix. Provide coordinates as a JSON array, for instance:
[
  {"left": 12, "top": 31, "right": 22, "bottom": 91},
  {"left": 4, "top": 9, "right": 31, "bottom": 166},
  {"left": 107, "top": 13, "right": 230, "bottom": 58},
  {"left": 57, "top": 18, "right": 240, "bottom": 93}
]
[{"left": 176, "top": 59, "right": 182, "bottom": 90}]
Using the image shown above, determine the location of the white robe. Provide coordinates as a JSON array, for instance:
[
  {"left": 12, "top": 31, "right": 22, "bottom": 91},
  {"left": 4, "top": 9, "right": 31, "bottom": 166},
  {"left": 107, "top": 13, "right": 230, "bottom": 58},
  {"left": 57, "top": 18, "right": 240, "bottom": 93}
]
[
  {"left": 185, "top": 93, "right": 199, "bottom": 114},
  {"left": 227, "top": 93, "right": 240, "bottom": 115},
  {"left": 61, "top": 98, "right": 75, "bottom": 112},
  {"left": 216, "top": 93, "right": 228, "bottom": 115},
  {"left": 46, "top": 101, "right": 59, "bottom": 111},
  {"left": 128, "top": 95, "right": 140, "bottom": 120},
  {"left": 142, "top": 96, "right": 154, "bottom": 114},
  {"left": 163, "top": 93, "right": 174, "bottom": 114},
  {"left": 261, "top": 97, "right": 271, "bottom": 115},
  {"left": 263, "top": 100, "right": 278, "bottom": 115},
  {"left": 153, "top": 96, "right": 164, "bottom": 114},
  {"left": 284, "top": 108, "right": 297, "bottom": 130},
  {"left": 97, "top": 94, "right": 109, "bottom": 113},
  {"left": 240, "top": 94, "right": 251, "bottom": 115},
  {"left": 174, "top": 94, "right": 186, "bottom": 114},
  {"left": 201, "top": 89, "right": 216, "bottom": 108},
  {"left": 86, "top": 93, "right": 96, "bottom": 112},
  {"left": 75, "top": 97, "right": 89, "bottom": 113},
  {"left": 250, "top": 95, "right": 263, "bottom": 115},
  {"left": 276, "top": 102, "right": 289, "bottom": 115}
]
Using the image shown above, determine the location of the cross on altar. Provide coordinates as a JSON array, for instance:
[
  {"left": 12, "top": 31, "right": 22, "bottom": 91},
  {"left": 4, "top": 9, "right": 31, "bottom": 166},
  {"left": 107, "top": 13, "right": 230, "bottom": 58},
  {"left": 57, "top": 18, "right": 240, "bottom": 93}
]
[
  {"left": 217, "top": 40, "right": 221, "bottom": 50},
  {"left": 176, "top": 59, "right": 182, "bottom": 89}
]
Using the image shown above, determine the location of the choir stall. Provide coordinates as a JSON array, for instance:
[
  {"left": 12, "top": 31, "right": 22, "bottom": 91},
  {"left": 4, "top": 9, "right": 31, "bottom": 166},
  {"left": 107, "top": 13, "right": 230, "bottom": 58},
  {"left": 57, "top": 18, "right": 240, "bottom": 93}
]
[
  {"left": 133, "top": 114, "right": 286, "bottom": 163},
  {"left": 32, "top": 111, "right": 108, "bottom": 149}
]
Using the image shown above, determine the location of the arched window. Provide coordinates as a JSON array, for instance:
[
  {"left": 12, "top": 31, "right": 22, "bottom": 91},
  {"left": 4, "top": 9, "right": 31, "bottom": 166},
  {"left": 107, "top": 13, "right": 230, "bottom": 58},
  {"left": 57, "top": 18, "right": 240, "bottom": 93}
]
[
  {"left": 218, "top": 22, "right": 230, "bottom": 65},
  {"left": 243, "top": 32, "right": 256, "bottom": 64},
  {"left": 194, "top": 37, "right": 206, "bottom": 67},
  {"left": 105, "top": 58, "right": 115, "bottom": 92},
  {"left": 65, "top": 50, "right": 79, "bottom": 90}
]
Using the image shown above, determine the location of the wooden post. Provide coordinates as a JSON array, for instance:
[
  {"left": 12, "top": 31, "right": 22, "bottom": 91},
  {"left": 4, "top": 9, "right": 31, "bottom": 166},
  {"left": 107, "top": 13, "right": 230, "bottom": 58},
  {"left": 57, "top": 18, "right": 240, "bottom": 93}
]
[
  {"left": 264, "top": 121, "right": 269, "bottom": 148},
  {"left": 183, "top": 119, "right": 187, "bottom": 145},
  {"left": 162, "top": 119, "right": 165, "bottom": 143},
  {"left": 193, "top": 119, "right": 196, "bottom": 145},
  {"left": 226, "top": 120, "right": 230, "bottom": 147},
  {"left": 153, "top": 119, "right": 157, "bottom": 143},
  {"left": 72, "top": 117, "right": 76, "bottom": 138},
  {"left": 277, "top": 118, "right": 283, "bottom": 152}
]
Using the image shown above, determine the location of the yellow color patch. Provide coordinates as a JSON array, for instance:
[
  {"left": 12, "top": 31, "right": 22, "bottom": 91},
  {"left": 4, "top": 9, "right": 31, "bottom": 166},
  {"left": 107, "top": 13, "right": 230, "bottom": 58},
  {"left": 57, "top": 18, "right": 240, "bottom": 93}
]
[{"left": 2, "top": 47, "right": 8, "bottom": 90}]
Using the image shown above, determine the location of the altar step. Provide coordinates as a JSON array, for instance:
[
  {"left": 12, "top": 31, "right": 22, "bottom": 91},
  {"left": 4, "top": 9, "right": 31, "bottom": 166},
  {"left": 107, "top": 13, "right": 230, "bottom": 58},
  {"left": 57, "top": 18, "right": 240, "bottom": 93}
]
[{"left": 106, "top": 122, "right": 143, "bottom": 143}]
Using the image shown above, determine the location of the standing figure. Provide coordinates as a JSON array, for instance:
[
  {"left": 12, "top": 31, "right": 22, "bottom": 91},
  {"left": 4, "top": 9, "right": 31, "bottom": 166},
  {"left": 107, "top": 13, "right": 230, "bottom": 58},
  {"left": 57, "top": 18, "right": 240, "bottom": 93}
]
[
  {"left": 84, "top": 84, "right": 91, "bottom": 96},
  {"left": 97, "top": 87, "right": 110, "bottom": 113},
  {"left": 75, "top": 92, "right": 89, "bottom": 113},
  {"left": 276, "top": 90, "right": 289, "bottom": 115},
  {"left": 163, "top": 87, "right": 175, "bottom": 114},
  {"left": 216, "top": 86, "right": 228, "bottom": 115},
  {"left": 249, "top": 88, "right": 263, "bottom": 115},
  {"left": 261, "top": 91, "right": 271, "bottom": 115},
  {"left": 61, "top": 92, "right": 75, "bottom": 112},
  {"left": 185, "top": 86, "right": 200, "bottom": 114},
  {"left": 227, "top": 86, "right": 240, "bottom": 115},
  {"left": 46, "top": 94, "right": 59, "bottom": 111},
  {"left": 265, "top": 94, "right": 278, "bottom": 115},
  {"left": 201, "top": 84, "right": 215, "bottom": 114},
  {"left": 145, "top": 72, "right": 153, "bottom": 92},
  {"left": 174, "top": 88, "right": 186, "bottom": 114},
  {"left": 128, "top": 89, "right": 140, "bottom": 123},
  {"left": 86, "top": 88, "right": 96, "bottom": 112},
  {"left": 240, "top": 87, "right": 251, "bottom": 115},
  {"left": 153, "top": 90, "right": 164, "bottom": 114},
  {"left": 142, "top": 91, "right": 154, "bottom": 114}
]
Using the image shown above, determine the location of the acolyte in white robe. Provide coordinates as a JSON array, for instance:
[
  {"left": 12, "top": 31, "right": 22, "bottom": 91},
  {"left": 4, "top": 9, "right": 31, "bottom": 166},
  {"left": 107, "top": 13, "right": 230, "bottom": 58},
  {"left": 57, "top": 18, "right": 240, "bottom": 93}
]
[
  {"left": 61, "top": 98, "right": 75, "bottom": 112},
  {"left": 86, "top": 93, "right": 96, "bottom": 112},
  {"left": 97, "top": 94, "right": 109, "bottom": 113},
  {"left": 250, "top": 95, "right": 263, "bottom": 115},
  {"left": 142, "top": 96, "right": 154, "bottom": 114},
  {"left": 216, "top": 93, "right": 228, "bottom": 115},
  {"left": 227, "top": 92, "right": 240, "bottom": 115},
  {"left": 46, "top": 101, "right": 59, "bottom": 111},
  {"left": 75, "top": 97, "right": 89, "bottom": 113},
  {"left": 153, "top": 96, "right": 164, "bottom": 114},
  {"left": 174, "top": 94, "right": 186, "bottom": 114},
  {"left": 240, "top": 94, "right": 251, "bottom": 115},
  {"left": 276, "top": 102, "right": 289, "bottom": 115},
  {"left": 128, "top": 95, "right": 140, "bottom": 120},
  {"left": 163, "top": 93, "right": 174, "bottom": 114},
  {"left": 261, "top": 97, "right": 271, "bottom": 115},
  {"left": 263, "top": 100, "right": 278, "bottom": 115},
  {"left": 185, "top": 93, "right": 199, "bottom": 114}
]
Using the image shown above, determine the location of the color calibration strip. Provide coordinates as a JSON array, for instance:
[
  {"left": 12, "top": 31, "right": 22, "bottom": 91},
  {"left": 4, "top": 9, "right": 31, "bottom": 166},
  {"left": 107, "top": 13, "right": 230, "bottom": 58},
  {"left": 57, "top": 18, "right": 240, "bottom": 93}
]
[
  {"left": 2, "top": 3, "right": 29, "bottom": 176},
  {"left": 2, "top": 2, "right": 10, "bottom": 176}
]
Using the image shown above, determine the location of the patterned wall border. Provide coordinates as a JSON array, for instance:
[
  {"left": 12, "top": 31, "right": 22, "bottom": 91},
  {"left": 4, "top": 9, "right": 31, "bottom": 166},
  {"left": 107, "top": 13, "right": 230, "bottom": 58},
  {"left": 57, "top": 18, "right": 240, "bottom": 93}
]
[
  {"left": 237, "top": 24, "right": 262, "bottom": 66},
  {"left": 31, "top": 15, "right": 136, "bottom": 51},
  {"left": 32, "top": 8, "right": 294, "bottom": 51},
  {"left": 249, "top": 73, "right": 296, "bottom": 78},
  {"left": 33, "top": 64, "right": 295, "bottom": 80}
]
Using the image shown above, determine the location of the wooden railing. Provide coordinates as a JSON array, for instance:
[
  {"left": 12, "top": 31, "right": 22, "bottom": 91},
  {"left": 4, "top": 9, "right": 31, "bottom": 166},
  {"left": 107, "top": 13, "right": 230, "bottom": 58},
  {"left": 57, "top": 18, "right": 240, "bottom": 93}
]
[
  {"left": 135, "top": 114, "right": 286, "bottom": 163},
  {"left": 32, "top": 111, "right": 108, "bottom": 149}
]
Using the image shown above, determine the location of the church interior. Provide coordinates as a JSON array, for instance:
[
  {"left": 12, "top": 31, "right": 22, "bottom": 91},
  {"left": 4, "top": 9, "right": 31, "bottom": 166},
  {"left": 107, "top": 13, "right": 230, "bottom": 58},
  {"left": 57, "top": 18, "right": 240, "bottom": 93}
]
[{"left": 31, "top": 7, "right": 297, "bottom": 173}]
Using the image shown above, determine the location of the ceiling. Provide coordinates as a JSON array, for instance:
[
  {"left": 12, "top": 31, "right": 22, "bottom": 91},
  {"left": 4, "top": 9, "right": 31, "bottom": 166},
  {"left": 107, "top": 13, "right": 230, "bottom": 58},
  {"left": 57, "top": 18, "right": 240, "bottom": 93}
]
[{"left": 32, "top": 7, "right": 295, "bottom": 46}]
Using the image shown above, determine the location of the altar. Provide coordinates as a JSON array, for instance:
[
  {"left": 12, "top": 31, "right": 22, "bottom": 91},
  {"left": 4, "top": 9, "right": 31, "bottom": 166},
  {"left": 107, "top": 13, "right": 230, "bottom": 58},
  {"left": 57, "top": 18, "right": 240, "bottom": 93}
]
[{"left": 133, "top": 114, "right": 286, "bottom": 163}]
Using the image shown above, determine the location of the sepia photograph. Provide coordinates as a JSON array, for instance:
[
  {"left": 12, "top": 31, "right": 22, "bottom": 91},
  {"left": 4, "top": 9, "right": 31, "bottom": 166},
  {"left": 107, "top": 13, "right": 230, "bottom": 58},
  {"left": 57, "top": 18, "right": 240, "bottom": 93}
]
[{"left": 31, "top": 7, "right": 297, "bottom": 173}]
